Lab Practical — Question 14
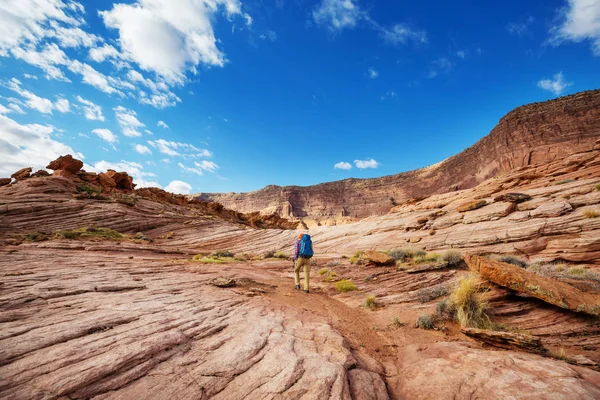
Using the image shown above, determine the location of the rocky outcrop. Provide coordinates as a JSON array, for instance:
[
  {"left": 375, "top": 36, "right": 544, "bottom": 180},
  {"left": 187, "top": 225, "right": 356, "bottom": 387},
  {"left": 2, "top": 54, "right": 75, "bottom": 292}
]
[
  {"left": 105, "top": 170, "right": 135, "bottom": 190},
  {"left": 0, "top": 178, "right": 10, "bottom": 187},
  {"left": 464, "top": 254, "right": 600, "bottom": 315},
  {"left": 11, "top": 167, "right": 31, "bottom": 181},
  {"left": 362, "top": 250, "right": 395, "bottom": 266},
  {"left": 461, "top": 328, "right": 546, "bottom": 353},
  {"left": 196, "top": 89, "right": 600, "bottom": 222},
  {"left": 46, "top": 154, "right": 83, "bottom": 175}
]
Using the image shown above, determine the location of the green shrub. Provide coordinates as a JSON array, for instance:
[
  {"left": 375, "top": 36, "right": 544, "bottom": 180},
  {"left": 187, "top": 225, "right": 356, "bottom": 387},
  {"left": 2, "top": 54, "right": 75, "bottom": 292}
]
[
  {"left": 115, "top": 194, "right": 137, "bottom": 207},
  {"left": 416, "top": 314, "right": 434, "bottom": 330},
  {"left": 319, "top": 268, "right": 329, "bottom": 276},
  {"left": 76, "top": 184, "right": 102, "bottom": 196},
  {"left": 568, "top": 267, "right": 586, "bottom": 276},
  {"left": 192, "top": 254, "right": 235, "bottom": 263},
  {"left": 54, "top": 227, "right": 124, "bottom": 241},
  {"left": 326, "top": 271, "right": 338, "bottom": 281},
  {"left": 442, "top": 250, "right": 463, "bottom": 266},
  {"left": 213, "top": 250, "right": 234, "bottom": 258},
  {"left": 449, "top": 275, "right": 491, "bottom": 329},
  {"left": 595, "top": 183, "right": 600, "bottom": 191},
  {"left": 335, "top": 279, "right": 357, "bottom": 292},
  {"left": 413, "top": 252, "right": 441, "bottom": 264},
  {"left": 392, "top": 316, "right": 405, "bottom": 328},
  {"left": 489, "top": 254, "right": 528, "bottom": 268},
  {"left": 262, "top": 250, "right": 275, "bottom": 259},
  {"left": 350, "top": 251, "right": 364, "bottom": 265},
  {"left": 417, "top": 284, "right": 449, "bottom": 303},
  {"left": 24, "top": 232, "right": 48, "bottom": 242},
  {"left": 390, "top": 247, "right": 427, "bottom": 261},
  {"left": 363, "top": 295, "right": 377, "bottom": 309}
]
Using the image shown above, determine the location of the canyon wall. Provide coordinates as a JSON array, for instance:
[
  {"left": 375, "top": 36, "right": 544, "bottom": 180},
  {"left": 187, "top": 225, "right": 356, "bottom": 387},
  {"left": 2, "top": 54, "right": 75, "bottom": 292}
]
[{"left": 195, "top": 89, "right": 600, "bottom": 225}]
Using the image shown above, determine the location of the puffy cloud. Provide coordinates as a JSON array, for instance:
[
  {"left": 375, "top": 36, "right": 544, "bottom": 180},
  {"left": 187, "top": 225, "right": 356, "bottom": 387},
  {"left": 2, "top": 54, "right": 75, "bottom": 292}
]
[
  {"left": 134, "top": 144, "right": 152, "bottom": 155},
  {"left": 88, "top": 44, "right": 120, "bottom": 62},
  {"left": 0, "top": 113, "right": 82, "bottom": 176},
  {"left": 537, "top": 71, "right": 572, "bottom": 96},
  {"left": 68, "top": 60, "right": 122, "bottom": 95},
  {"left": 157, "top": 120, "right": 169, "bottom": 129},
  {"left": 54, "top": 98, "right": 70, "bottom": 113},
  {"left": 86, "top": 159, "right": 161, "bottom": 188},
  {"left": 114, "top": 105, "right": 145, "bottom": 137},
  {"left": 354, "top": 158, "right": 380, "bottom": 169},
  {"left": 147, "top": 138, "right": 211, "bottom": 158},
  {"left": 5, "top": 78, "right": 54, "bottom": 114},
  {"left": 334, "top": 161, "right": 352, "bottom": 170},
  {"left": 165, "top": 180, "right": 192, "bottom": 194},
  {"left": 99, "top": 0, "right": 250, "bottom": 83},
  {"left": 91, "top": 128, "right": 118, "bottom": 144},
  {"left": 194, "top": 160, "right": 219, "bottom": 172},
  {"left": 550, "top": 0, "right": 600, "bottom": 55},
  {"left": 23, "top": 73, "right": 38, "bottom": 80},
  {"left": 75, "top": 95, "right": 104, "bottom": 121}
]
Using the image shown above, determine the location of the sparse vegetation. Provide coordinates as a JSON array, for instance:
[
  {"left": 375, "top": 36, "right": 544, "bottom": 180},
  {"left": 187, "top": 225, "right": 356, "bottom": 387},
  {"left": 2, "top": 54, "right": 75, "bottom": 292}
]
[
  {"left": 568, "top": 267, "right": 586, "bottom": 276},
  {"left": 76, "top": 184, "right": 102, "bottom": 196},
  {"left": 213, "top": 250, "right": 234, "bottom": 258},
  {"left": 392, "top": 316, "right": 406, "bottom": 328},
  {"left": 595, "top": 183, "right": 600, "bottom": 191},
  {"left": 551, "top": 348, "right": 570, "bottom": 362},
  {"left": 114, "top": 194, "right": 137, "bottom": 207},
  {"left": 350, "top": 250, "right": 364, "bottom": 265},
  {"left": 488, "top": 254, "right": 528, "bottom": 268},
  {"left": 24, "top": 232, "right": 49, "bottom": 242},
  {"left": 413, "top": 252, "right": 441, "bottom": 264},
  {"left": 416, "top": 284, "right": 450, "bottom": 303},
  {"left": 528, "top": 262, "right": 600, "bottom": 285},
  {"left": 555, "top": 179, "right": 576, "bottom": 185},
  {"left": 416, "top": 314, "right": 434, "bottom": 330},
  {"left": 54, "top": 227, "right": 124, "bottom": 241},
  {"left": 326, "top": 260, "right": 340, "bottom": 268},
  {"left": 449, "top": 274, "right": 492, "bottom": 329},
  {"left": 319, "top": 268, "right": 329, "bottom": 276},
  {"left": 388, "top": 247, "right": 426, "bottom": 262},
  {"left": 583, "top": 209, "right": 599, "bottom": 219},
  {"left": 363, "top": 295, "right": 377, "bottom": 310},
  {"left": 442, "top": 250, "right": 463, "bottom": 266},
  {"left": 273, "top": 252, "right": 289, "bottom": 259},
  {"left": 192, "top": 254, "right": 235, "bottom": 263},
  {"left": 335, "top": 279, "right": 357, "bottom": 292}
]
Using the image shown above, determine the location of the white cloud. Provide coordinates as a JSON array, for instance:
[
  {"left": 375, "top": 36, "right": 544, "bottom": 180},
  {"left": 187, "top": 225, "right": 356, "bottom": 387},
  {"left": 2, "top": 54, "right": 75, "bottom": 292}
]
[
  {"left": 157, "top": 120, "right": 169, "bottom": 129},
  {"left": 11, "top": 43, "right": 71, "bottom": 81},
  {"left": 91, "top": 128, "right": 118, "bottom": 144},
  {"left": 76, "top": 95, "right": 104, "bottom": 121},
  {"left": 550, "top": 0, "right": 600, "bottom": 55},
  {"left": 456, "top": 50, "right": 466, "bottom": 59},
  {"left": 7, "top": 103, "right": 26, "bottom": 114},
  {"left": 334, "top": 161, "right": 352, "bottom": 170},
  {"left": 5, "top": 78, "right": 54, "bottom": 114},
  {"left": 178, "top": 162, "right": 203, "bottom": 175},
  {"left": 68, "top": 60, "right": 123, "bottom": 95},
  {"left": 89, "top": 44, "right": 120, "bottom": 63},
  {"left": 354, "top": 158, "right": 380, "bottom": 169},
  {"left": 165, "top": 180, "right": 192, "bottom": 194},
  {"left": 313, "top": 0, "right": 426, "bottom": 46},
  {"left": 99, "top": 0, "right": 249, "bottom": 83},
  {"left": 194, "top": 160, "right": 219, "bottom": 172},
  {"left": 507, "top": 16, "right": 534, "bottom": 36},
  {"left": 54, "top": 98, "right": 70, "bottom": 113},
  {"left": 147, "top": 139, "right": 212, "bottom": 158},
  {"left": 23, "top": 73, "right": 38, "bottom": 80},
  {"left": 537, "top": 71, "right": 572, "bottom": 96},
  {"left": 114, "top": 105, "right": 145, "bottom": 137},
  {"left": 0, "top": 113, "right": 82, "bottom": 176},
  {"left": 86, "top": 160, "right": 161, "bottom": 188},
  {"left": 427, "top": 57, "right": 453, "bottom": 79},
  {"left": 134, "top": 144, "right": 152, "bottom": 155},
  {"left": 367, "top": 67, "right": 378, "bottom": 79},
  {"left": 260, "top": 30, "right": 277, "bottom": 41}
]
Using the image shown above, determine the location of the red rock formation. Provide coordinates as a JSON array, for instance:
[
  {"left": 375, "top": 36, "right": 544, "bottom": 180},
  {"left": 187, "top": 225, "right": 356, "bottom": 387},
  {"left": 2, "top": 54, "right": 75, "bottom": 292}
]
[
  {"left": 11, "top": 167, "right": 31, "bottom": 181},
  {"left": 0, "top": 178, "right": 11, "bottom": 187},
  {"left": 196, "top": 89, "right": 600, "bottom": 222},
  {"left": 46, "top": 154, "right": 83, "bottom": 175},
  {"left": 105, "top": 170, "right": 135, "bottom": 190}
]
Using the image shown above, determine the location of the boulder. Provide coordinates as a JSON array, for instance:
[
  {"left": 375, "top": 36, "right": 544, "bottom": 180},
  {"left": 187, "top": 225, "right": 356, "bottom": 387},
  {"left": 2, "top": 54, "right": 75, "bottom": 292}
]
[
  {"left": 456, "top": 200, "right": 487, "bottom": 212},
  {"left": 30, "top": 170, "right": 50, "bottom": 178},
  {"left": 98, "top": 172, "right": 117, "bottom": 189},
  {"left": 464, "top": 254, "right": 600, "bottom": 316},
  {"left": 529, "top": 201, "right": 572, "bottom": 218},
  {"left": 11, "top": 167, "right": 32, "bottom": 181},
  {"left": 0, "top": 178, "right": 11, "bottom": 187},
  {"left": 105, "top": 170, "right": 135, "bottom": 191},
  {"left": 46, "top": 155, "right": 83, "bottom": 175},
  {"left": 493, "top": 193, "right": 531, "bottom": 203},
  {"left": 461, "top": 328, "right": 546, "bottom": 353},
  {"left": 362, "top": 251, "right": 395, "bottom": 266},
  {"left": 210, "top": 277, "right": 236, "bottom": 288}
]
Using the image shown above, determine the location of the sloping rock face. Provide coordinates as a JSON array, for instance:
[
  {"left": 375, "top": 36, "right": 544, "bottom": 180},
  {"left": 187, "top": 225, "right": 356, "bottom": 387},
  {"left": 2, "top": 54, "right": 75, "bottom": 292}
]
[
  {"left": 464, "top": 254, "right": 600, "bottom": 315},
  {"left": 196, "top": 89, "right": 600, "bottom": 223}
]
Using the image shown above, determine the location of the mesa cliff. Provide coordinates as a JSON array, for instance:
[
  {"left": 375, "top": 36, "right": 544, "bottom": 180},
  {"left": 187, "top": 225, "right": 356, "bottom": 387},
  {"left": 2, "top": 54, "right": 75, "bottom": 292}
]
[{"left": 195, "top": 89, "right": 600, "bottom": 226}]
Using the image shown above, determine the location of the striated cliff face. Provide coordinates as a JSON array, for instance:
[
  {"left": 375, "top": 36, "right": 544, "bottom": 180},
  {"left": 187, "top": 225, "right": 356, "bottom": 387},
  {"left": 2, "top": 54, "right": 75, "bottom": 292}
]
[{"left": 194, "top": 89, "right": 600, "bottom": 225}]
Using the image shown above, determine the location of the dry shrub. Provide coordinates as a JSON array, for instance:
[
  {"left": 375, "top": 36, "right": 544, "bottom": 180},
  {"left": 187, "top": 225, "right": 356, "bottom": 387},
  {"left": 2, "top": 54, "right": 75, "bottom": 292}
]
[
  {"left": 335, "top": 279, "right": 357, "bottom": 292},
  {"left": 442, "top": 250, "right": 463, "bottom": 266},
  {"left": 363, "top": 295, "right": 377, "bottom": 309},
  {"left": 488, "top": 254, "right": 528, "bottom": 268},
  {"left": 583, "top": 209, "right": 599, "bottom": 219},
  {"left": 415, "top": 314, "right": 434, "bottom": 330},
  {"left": 416, "top": 284, "right": 449, "bottom": 303},
  {"left": 449, "top": 274, "right": 491, "bottom": 329},
  {"left": 388, "top": 247, "right": 426, "bottom": 261}
]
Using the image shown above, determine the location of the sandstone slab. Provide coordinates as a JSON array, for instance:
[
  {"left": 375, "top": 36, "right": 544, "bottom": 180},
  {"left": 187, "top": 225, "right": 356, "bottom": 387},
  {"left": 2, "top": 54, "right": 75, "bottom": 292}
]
[{"left": 363, "top": 250, "right": 395, "bottom": 266}]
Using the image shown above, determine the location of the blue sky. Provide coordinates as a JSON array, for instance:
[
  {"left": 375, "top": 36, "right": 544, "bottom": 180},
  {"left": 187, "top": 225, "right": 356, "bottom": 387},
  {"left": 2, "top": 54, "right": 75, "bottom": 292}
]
[{"left": 1, "top": 0, "right": 599, "bottom": 194}]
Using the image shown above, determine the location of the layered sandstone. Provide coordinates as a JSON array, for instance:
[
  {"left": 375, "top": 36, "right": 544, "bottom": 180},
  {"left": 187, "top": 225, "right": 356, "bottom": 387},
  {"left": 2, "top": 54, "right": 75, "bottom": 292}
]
[{"left": 195, "top": 89, "right": 600, "bottom": 224}]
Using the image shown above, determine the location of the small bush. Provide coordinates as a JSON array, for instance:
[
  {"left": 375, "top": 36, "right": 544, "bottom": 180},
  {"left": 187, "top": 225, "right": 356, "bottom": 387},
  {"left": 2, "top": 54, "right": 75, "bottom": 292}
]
[
  {"left": 54, "top": 227, "right": 124, "bottom": 241},
  {"left": 273, "top": 252, "right": 289, "bottom": 259},
  {"left": 76, "top": 184, "right": 101, "bottom": 196},
  {"left": 417, "top": 284, "right": 449, "bottom": 303},
  {"left": 213, "top": 250, "right": 234, "bottom": 258},
  {"left": 583, "top": 210, "right": 599, "bottom": 219},
  {"left": 192, "top": 254, "right": 234, "bottom": 263},
  {"left": 350, "top": 251, "right": 364, "bottom": 265},
  {"left": 335, "top": 279, "right": 357, "bottom": 293},
  {"left": 24, "top": 232, "right": 48, "bottom": 242},
  {"left": 392, "top": 316, "right": 406, "bottom": 328},
  {"left": 363, "top": 295, "right": 377, "bottom": 310},
  {"left": 326, "top": 260, "right": 340, "bottom": 268},
  {"left": 416, "top": 314, "right": 434, "bottom": 330},
  {"left": 595, "top": 183, "right": 600, "bottom": 191},
  {"left": 413, "top": 252, "right": 441, "bottom": 264},
  {"left": 326, "top": 271, "right": 338, "bottom": 281},
  {"left": 449, "top": 275, "right": 491, "bottom": 329},
  {"left": 319, "top": 268, "right": 329, "bottom": 276},
  {"left": 115, "top": 194, "right": 137, "bottom": 207},
  {"left": 262, "top": 250, "right": 275, "bottom": 259},
  {"left": 442, "top": 250, "right": 463, "bottom": 266},
  {"left": 489, "top": 254, "right": 528, "bottom": 268}
]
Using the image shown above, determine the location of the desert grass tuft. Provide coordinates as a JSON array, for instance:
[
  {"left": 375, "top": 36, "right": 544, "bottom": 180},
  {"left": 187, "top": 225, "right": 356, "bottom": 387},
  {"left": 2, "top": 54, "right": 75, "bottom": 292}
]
[
  {"left": 415, "top": 314, "right": 434, "bottom": 330},
  {"left": 488, "top": 254, "right": 528, "bottom": 268},
  {"left": 449, "top": 274, "right": 492, "bottom": 329},
  {"left": 583, "top": 209, "right": 599, "bottom": 219},
  {"left": 363, "top": 295, "right": 377, "bottom": 310},
  {"left": 392, "top": 316, "right": 405, "bottom": 328},
  {"left": 335, "top": 279, "right": 357, "bottom": 293},
  {"left": 416, "top": 284, "right": 449, "bottom": 303},
  {"left": 595, "top": 183, "right": 600, "bottom": 191},
  {"left": 442, "top": 250, "right": 463, "bottom": 266},
  {"left": 54, "top": 227, "right": 124, "bottom": 241}
]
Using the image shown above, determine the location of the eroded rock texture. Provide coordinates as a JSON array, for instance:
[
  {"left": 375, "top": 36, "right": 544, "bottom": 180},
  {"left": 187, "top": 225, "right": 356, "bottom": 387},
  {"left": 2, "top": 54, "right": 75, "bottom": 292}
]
[{"left": 196, "top": 89, "right": 600, "bottom": 224}]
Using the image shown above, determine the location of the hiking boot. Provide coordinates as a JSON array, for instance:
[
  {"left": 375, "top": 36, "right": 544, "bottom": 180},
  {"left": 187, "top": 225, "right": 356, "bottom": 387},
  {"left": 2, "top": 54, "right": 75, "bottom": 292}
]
[
  {"left": 304, "top": 289, "right": 309, "bottom": 294},
  {"left": 294, "top": 285, "right": 300, "bottom": 290}
]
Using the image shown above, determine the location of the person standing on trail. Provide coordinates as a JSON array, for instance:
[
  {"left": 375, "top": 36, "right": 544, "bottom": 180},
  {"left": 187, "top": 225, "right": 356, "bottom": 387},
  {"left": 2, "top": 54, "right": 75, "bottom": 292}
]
[{"left": 293, "top": 232, "right": 314, "bottom": 293}]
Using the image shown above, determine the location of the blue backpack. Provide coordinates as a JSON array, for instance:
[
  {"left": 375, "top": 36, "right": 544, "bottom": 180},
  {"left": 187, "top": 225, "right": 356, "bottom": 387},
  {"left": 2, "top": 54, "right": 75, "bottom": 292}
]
[{"left": 299, "top": 234, "right": 314, "bottom": 258}]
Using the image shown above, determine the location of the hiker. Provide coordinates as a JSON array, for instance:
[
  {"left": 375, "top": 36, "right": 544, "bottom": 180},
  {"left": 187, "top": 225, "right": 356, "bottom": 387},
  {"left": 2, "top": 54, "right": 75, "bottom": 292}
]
[{"left": 293, "top": 232, "right": 314, "bottom": 293}]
